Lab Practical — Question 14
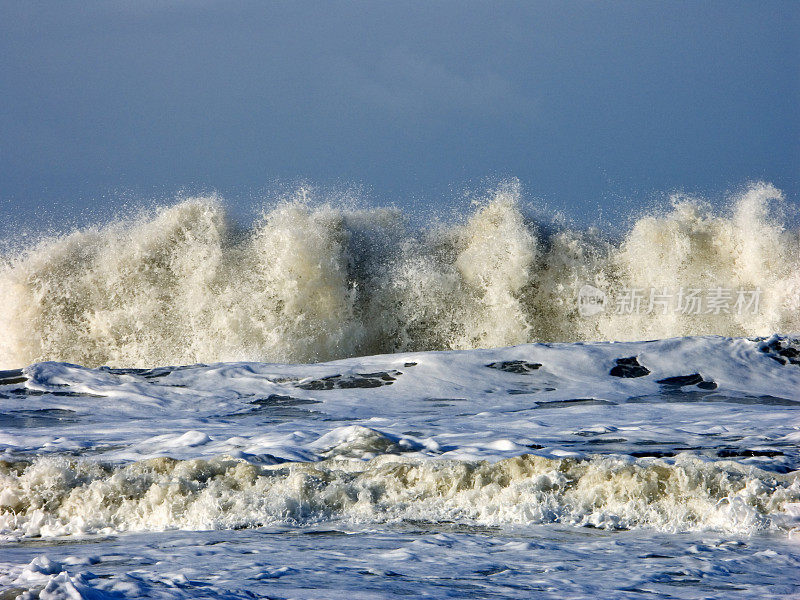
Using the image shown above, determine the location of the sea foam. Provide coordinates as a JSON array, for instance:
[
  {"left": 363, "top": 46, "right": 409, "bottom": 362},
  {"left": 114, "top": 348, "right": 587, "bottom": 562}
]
[
  {"left": 1, "top": 181, "right": 798, "bottom": 368},
  {"left": 1, "top": 453, "right": 797, "bottom": 539}
]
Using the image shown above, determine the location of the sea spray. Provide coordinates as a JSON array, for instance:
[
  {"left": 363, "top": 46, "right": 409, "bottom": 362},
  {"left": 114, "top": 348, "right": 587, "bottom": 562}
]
[{"left": 1, "top": 181, "right": 798, "bottom": 368}]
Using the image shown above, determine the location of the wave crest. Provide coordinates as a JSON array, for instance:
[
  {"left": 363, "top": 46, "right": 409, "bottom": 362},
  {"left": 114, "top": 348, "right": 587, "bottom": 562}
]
[
  {"left": 1, "top": 181, "right": 798, "bottom": 368},
  {"left": 1, "top": 453, "right": 797, "bottom": 538}
]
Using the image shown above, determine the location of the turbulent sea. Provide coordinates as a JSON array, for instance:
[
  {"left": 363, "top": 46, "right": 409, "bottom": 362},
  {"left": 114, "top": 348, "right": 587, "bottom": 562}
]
[{"left": 1, "top": 182, "right": 799, "bottom": 598}]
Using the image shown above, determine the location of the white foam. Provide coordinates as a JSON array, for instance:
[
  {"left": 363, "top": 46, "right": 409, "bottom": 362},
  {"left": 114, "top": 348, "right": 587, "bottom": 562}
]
[
  {"left": 0, "top": 452, "right": 797, "bottom": 540},
  {"left": 1, "top": 182, "right": 797, "bottom": 369}
]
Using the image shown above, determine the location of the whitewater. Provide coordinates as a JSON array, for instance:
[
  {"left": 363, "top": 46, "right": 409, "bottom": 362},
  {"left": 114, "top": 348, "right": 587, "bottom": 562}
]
[
  {"left": 1, "top": 180, "right": 799, "bottom": 369},
  {"left": 1, "top": 181, "right": 799, "bottom": 598}
]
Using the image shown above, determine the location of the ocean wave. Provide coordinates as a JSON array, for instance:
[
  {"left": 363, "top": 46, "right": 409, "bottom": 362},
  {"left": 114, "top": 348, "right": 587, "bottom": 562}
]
[
  {"left": 1, "top": 453, "right": 798, "bottom": 538},
  {"left": 1, "top": 181, "right": 798, "bottom": 368}
]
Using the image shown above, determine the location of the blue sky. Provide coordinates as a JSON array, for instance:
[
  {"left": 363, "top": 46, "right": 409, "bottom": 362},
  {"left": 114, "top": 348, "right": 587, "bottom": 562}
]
[{"left": 1, "top": 1, "right": 798, "bottom": 228}]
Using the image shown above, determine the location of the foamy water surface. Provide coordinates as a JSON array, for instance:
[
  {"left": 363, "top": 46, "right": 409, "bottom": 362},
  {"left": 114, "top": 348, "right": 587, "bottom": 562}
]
[
  {"left": 0, "top": 335, "right": 799, "bottom": 597},
  {"left": 1, "top": 184, "right": 799, "bottom": 598}
]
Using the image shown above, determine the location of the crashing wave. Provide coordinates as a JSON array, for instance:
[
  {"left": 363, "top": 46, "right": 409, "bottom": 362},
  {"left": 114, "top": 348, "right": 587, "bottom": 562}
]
[
  {"left": 1, "top": 180, "right": 798, "bottom": 368},
  {"left": 1, "top": 452, "right": 798, "bottom": 539}
]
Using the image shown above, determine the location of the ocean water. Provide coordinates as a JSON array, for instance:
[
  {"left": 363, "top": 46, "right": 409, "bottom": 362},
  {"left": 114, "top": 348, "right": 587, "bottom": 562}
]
[{"left": 1, "top": 182, "right": 799, "bottom": 598}]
